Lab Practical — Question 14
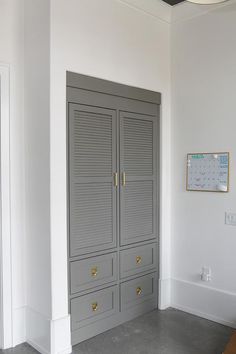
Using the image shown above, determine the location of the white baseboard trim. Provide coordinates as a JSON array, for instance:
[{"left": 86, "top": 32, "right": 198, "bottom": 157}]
[
  {"left": 27, "top": 339, "right": 50, "bottom": 354},
  {"left": 50, "top": 315, "right": 72, "bottom": 354},
  {"left": 172, "top": 303, "right": 236, "bottom": 329},
  {"left": 28, "top": 338, "right": 71, "bottom": 354},
  {"left": 171, "top": 278, "right": 236, "bottom": 329},
  {"left": 55, "top": 348, "right": 72, "bottom": 354},
  {"left": 26, "top": 307, "right": 72, "bottom": 354},
  {"left": 158, "top": 278, "right": 171, "bottom": 310},
  {"left": 12, "top": 306, "right": 26, "bottom": 346},
  {"left": 26, "top": 307, "right": 51, "bottom": 354}
]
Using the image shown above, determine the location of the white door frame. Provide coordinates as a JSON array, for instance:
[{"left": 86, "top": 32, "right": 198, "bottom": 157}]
[{"left": 0, "top": 64, "right": 13, "bottom": 349}]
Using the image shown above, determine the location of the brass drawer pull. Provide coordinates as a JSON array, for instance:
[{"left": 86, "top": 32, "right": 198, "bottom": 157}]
[
  {"left": 91, "top": 302, "right": 98, "bottom": 312},
  {"left": 136, "top": 287, "right": 142, "bottom": 296},
  {"left": 91, "top": 267, "right": 98, "bottom": 277},
  {"left": 122, "top": 172, "right": 126, "bottom": 186},
  {"left": 136, "top": 256, "right": 142, "bottom": 264},
  {"left": 114, "top": 172, "right": 118, "bottom": 187}
]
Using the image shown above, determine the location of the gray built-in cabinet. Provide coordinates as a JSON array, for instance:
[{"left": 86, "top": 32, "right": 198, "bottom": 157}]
[{"left": 67, "top": 72, "right": 160, "bottom": 345}]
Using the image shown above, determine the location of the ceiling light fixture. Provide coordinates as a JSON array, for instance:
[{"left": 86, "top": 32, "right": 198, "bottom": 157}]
[{"left": 187, "top": 0, "right": 228, "bottom": 4}]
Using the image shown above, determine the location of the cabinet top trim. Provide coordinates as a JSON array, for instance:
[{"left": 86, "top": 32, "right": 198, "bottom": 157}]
[{"left": 67, "top": 72, "right": 161, "bottom": 105}]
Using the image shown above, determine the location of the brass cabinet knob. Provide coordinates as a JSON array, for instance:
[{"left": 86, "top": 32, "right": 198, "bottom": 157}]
[
  {"left": 91, "top": 267, "right": 98, "bottom": 277},
  {"left": 136, "top": 287, "right": 142, "bottom": 296},
  {"left": 91, "top": 302, "right": 98, "bottom": 312},
  {"left": 136, "top": 256, "right": 142, "bottom": 264}
]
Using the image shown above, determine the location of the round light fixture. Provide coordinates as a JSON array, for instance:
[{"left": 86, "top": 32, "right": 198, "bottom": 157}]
[{"left": 187, "top": 0, "right": 228, "bottom": 4}]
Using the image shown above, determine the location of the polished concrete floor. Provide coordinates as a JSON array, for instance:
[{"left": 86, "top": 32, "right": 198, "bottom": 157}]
[{"left": 0, "top": 308, "right": 233, "bottom": 354}]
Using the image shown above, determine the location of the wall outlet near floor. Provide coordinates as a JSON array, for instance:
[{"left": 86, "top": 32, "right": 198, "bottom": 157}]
[
  {"left": 225, "top": 212, "right": 236, "bottom": 226},
  {"left": 201, "top": 267, "right": 211, "bottom": 282}
]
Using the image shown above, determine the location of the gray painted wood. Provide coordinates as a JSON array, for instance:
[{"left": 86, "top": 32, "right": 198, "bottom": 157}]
[
  {"left": 120, "top": 111, "right": 158, "bottom": 246},
  {"left": 67, "top": 72, "right": 160, "bottom": 346},
  {"left": 120, "top": 243, "right": 157, "bottom": 279},
  {"left": 120, "top": 273, "right": 157, "bottom": 311},
  {"left": 69, "top": 103, "right": 117, "bottom": 256},
  {"left": 70, "top": 252, "right": 118, "bottom": 294},
  {"left": 71, "top": 297, "right": 156, "bottom": 345},
  {"left": 67, "top": 87, "right": 157, "bottom": 116},
  {"left": 71, "top": 285, "right": 119, "bottom": 331},
  {"left": 67, "top": 72, "right": 161, "bottom": 105}
]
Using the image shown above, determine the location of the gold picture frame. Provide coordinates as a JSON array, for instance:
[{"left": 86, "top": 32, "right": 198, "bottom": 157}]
[{"left": 186, "top": 152, "right": 230, "bottom": 192}]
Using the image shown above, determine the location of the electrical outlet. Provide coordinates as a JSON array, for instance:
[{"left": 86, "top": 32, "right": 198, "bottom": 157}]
[
  {"left": 201, "top": 267, "right": 211, "bottom": 282},
  {"left": 225, "top": 212, "right": 236, "bottom": 226}
]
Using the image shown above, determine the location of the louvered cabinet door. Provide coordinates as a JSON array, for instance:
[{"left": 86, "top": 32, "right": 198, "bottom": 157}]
[
  {"left": 120, "top": 111, "right": 157, "bottom": 246},
  {"left": 69, "top": 104, "right": 117, "bottom": 256}
]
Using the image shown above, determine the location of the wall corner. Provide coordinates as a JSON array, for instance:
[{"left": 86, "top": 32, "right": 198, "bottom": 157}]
[
  {"left": 26, "top": 307, "right": 71, "bottom": 354},
  {"left": 158, "top": 278, "right": 171, "bottom": 310}
]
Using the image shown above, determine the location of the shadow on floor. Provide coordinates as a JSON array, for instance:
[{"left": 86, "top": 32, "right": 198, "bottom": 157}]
[{"left": 0, "top": 308, "right": 233, "bottom": 354}]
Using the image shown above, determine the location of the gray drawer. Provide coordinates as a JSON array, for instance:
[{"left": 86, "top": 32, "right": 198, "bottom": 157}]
[
  {"left": 71, "top": 285, "right": 118, "bottom": 330},
  {"left": 120, "top": 243, "right": 157, "bottom": 279},
  {"left": 70, "top": 252, "right": 118, "bottom": 294},
  {"left": 120, "top": 273, "right": 157, "bottom": 311}
]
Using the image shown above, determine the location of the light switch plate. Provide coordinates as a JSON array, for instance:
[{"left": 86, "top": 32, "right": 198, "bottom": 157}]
[{"left": 225, "top": 212, "right": 236, "bottom": 226}]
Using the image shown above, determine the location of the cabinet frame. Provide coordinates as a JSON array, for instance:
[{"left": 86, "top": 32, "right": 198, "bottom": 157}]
[{"left": 66, "top": 72, "right": 161, "bottom": 345}]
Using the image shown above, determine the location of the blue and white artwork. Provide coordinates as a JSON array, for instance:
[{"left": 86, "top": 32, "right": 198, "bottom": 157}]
[{"left": 187, "top": 152, "right": 229, "bottom": 192}]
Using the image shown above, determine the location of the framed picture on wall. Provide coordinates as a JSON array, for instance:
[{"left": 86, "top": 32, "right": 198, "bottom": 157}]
[{"left": 186, "top": 152, "right": 229, "bottom": 192}]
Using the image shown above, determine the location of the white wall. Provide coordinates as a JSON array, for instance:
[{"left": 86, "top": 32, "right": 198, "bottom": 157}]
[
  {"left": 24, "top": 1, "right": 52, "bottom": 353},
  {"left": 50, "top": 0, "right": 171, "bottom": 350},
  {"left": 0, "top": 0, "right": 25, "bottom": 346},
  {"left": 2, "top": 0, "right": 236, "bottom": 352},
  {"left": 171, "top": 1, "right": 236, "bottom": 327},
  {"left": 0, "top": 0, "right": 171, "bottom": 352}
]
